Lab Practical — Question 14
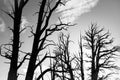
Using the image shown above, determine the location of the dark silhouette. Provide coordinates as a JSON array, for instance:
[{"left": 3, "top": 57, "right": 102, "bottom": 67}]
[
  {"left": 25, "top": 0, "right": 72, "bottom": 80},
  {"left": 84, "top": 23, "right": 119, "bottom": 80},
  {"left": 0, "top": 0, "right": 119, "bottom": 80},
  {"left": 0, "top": 0, "right": 72, "bottom": 80},
  {"left": 53, "top": 33, "right": 75, "bottom": 80},
  {"left": 75, "top": 34, "right": 85, "bottom": 80},
  {"left": 0, "top": 0, "right": 29, "bottom": 80}
]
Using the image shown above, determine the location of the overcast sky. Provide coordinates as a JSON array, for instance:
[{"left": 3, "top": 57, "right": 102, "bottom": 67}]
[{"left": 0, "top": 0, "right": 120, "bottom": 80}]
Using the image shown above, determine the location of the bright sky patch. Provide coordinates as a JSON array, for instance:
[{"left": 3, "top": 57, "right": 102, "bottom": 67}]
[
  {"left": 57, "top": 0, "right": 99, "bottom": 23},
  {"left": 0, "top": 18, "right": 5, "bottom": 32}
]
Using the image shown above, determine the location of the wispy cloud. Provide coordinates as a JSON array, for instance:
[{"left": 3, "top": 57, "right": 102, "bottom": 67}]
[
  {"left": 21, "top": 17, "right": 29, "bottom": 29},
  {"left": 57, "top": 0, "right": 99, "bottom": 23},
  {"left": 20, "top": 16, "right": 29, "bottom": 33},
  {"left": 0, "top": 18, "right": 5, "bottom": 32}
]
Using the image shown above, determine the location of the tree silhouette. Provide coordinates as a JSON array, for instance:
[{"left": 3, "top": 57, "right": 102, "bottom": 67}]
[
  {"left": 53, "top": 33, "right": 75, "bottom": 80},
  {"left": 25, "top": 0, "right": 73, "bottom": 80},
  {"left": 74, "top": 34, "right": 85, "bottom": 80},
  {"left": 0, "top": 0, "right": 72, "bottom": 80},
  {"left": 0, "top": 0, "right": 29, "bottom": 80},
  {"left": 84, "top": 23, "right": 119, "bottom": 80},
  {"left": 0, "top": 0, "right": 120, "bottom": 80}
]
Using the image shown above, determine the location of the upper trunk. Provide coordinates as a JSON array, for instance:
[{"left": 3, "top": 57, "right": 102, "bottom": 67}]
[
  {"left": 25, "top": 0, "right": 47, "bottom": 80},
  {"left": 7, "top": 10, "right": 22, "bottom": 80}
]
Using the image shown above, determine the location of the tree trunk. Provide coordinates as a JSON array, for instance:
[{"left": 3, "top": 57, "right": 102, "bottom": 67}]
[
  {"left": 68, "top": 64, "right": 74, "bottom": 80},
  {"left": 25, "top": 0, "right": 47, "bottom": 80},
  {"left": 25, "top": 40, "right": 39, "bottom": 80},
  {"left": 80, "top": 36, "right": 85, "bottom": 80},
  {"left": 7, "top": 12, "right": 21, "bottom": 80}
]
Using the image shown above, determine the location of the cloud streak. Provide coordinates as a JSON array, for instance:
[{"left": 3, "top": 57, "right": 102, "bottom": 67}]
[
  {"left": 21, "top": 17, "right": 29, "bottom": 29},
  {"left": 0, "top": 18, "right": 5, "bottom": 32},
  {"left": 20, "top": 16, "right": 29, "bottom": 33},
  {"left": 57, "top": 0, "right": 99, "bottom": 23}
]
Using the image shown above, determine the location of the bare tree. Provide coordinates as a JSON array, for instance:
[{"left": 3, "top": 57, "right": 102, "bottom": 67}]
[
  {"left": 0, "top": 0, "right": 73, "bottom": 80},
  {"left": 0, "top": 0, "right": 29, "bottom": 80},
  {"left": 2, "top": 1, "right": 119, "bottom": 80},
  {"left": 53, "top": 33, "right": 75, "bottom": 80},
  {"left": 24, "top": 0, "right": 73, "bottom": 80},
  {"left": 75, "top": 34, "right": 85, "bottom": 80},
  {"left": 84, "top": 23, "right": 119, "bottom": 80}
]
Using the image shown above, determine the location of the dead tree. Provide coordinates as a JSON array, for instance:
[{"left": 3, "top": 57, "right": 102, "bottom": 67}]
[
  {"left": 0, "top": 0, "right": 29, "bottom": 80},
  {"left": 84, "top": 23, "right": 119, "bottom": 80},
  {"left": 75, "top": 34, "right": 85, "bottom": 80},
  {"left": 53, "top": 33, "right": 75, "bottom": 80},
  {"left": 0, "top": 0, "right": 73, "bottom": 80},
  {"left": 25, "top": 0, "right": 72, "bottom": 80}
]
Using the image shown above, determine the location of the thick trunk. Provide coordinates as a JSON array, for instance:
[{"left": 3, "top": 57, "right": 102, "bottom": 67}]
[
  {"left": 25, "top": 0, "right": 47, "bottom": 80},
  {"left": 92, "top": 71, "right": 98, "bottom": 80},
  {"left": 25, "top": 40, "right": 39, "bottom": 80},
  {"left": 91, "top": 59, "right": 99, "bottom": 80},
  {"left": 7, "top": 52, "right": 18, "bottom": 80},
  {"left": 91, "top": 58, "right": 96, "bottom": 80},
  {"left": 24, "top": 55, "right": 36, "bottom": 80},
  {"left": 91, "top": 39, "right": 96, "bottom": 80},
  {"left": 8, "top": 35, "right": 19, "bottom": 80},
  {"left": 7, "top": 13, "right": 21, "bottom": 80}
]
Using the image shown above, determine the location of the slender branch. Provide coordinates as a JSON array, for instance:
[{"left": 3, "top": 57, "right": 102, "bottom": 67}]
[
  {"left": 1, "top": 9, "right": 14, "bottom": 19},
  {"left": 17, "top": 53, "right": 30, "bottom": 69}
]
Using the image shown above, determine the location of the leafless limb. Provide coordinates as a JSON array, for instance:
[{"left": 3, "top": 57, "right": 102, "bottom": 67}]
[{"left": 84, "top": 23, "right": 119, "bottom": 80}]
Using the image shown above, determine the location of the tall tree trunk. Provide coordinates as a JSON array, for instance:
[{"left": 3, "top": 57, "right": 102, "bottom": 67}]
[
  {"left": 91, "top": 37, "right": 96, "bottom": 80},
  {"left": 79, "top": 35, "right": 85, "bottom": 80},
  {"left": 81, "top": 53, "right": 84, "bottom": 80},
  {"left": 25, "top": 39, "right": 39, "bottom": 80},
  {"left": 91, "top": 55, "right": 96, "bottom": 80},
  {"left": 92, "top": 70, "right": 99, "bottom": 80},
  {"left": 25, "top": 0, "right": 47, "bottom": 80},
  {"left": 7, "top": 11, "right": 22, "bottom": 80}
]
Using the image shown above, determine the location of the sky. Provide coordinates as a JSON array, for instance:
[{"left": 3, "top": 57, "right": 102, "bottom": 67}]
[{"left": 0, "top": 0, "right": 120, "bottom": 80}]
